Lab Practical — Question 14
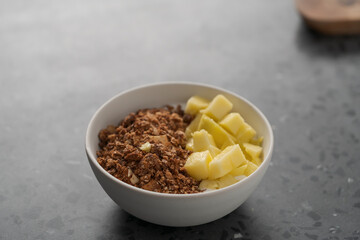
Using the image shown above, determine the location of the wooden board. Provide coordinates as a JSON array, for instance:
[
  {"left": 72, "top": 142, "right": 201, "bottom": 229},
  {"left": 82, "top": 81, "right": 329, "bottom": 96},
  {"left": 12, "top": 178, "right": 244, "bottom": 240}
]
[{"left": 295, "top": 0, "right": 360, "bottom": 35}]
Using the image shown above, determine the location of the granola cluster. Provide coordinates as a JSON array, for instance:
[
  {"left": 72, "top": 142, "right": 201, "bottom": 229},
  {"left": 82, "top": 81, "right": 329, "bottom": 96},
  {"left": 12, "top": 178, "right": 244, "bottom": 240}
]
[{"left": 96, "top": 106, "right": 202, "bottom": 194}]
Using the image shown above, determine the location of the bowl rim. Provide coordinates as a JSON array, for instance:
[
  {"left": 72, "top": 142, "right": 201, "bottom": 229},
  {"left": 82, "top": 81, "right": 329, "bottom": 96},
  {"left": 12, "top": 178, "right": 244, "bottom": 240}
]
[{"left": 85, "top": 81, "right": 274, "bottom": 198}]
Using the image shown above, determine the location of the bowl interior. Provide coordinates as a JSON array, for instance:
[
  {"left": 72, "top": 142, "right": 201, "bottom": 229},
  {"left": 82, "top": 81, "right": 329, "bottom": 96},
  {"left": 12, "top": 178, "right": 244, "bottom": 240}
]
[{"left": 86, "top": 82, "right": 273, "bottom": 192}]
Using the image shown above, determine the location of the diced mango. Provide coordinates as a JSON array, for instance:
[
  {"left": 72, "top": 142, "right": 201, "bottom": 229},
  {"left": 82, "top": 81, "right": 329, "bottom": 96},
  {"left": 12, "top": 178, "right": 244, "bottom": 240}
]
[
  {"left": 186, "top": 138, "right": 194, "bottom": 151},
  {"left": 219, "top": 113, "right": 245, "bottom": 136},
  {"left": 217, "top": 174, "right": 238, "bottom": 188},
  {"left": 251, "top": 157, "right": 262, "bottom": 166},
  {"left": 230, "top": 164, "right": 248, "bottom": 176},
  {"left": 244, "top": 161, "right": 258, "bottom": 176},
  {"left": 240, "top": 144, "right": 252, "bottom": 162},
  {"left": 221, "top": 145, "right": 247, "bottom": 168},
  {"left": 199, "top": 179, "right": 219, "bottom": 190},
  {"left": 218, "top": 112, "right": 257, "bottom": 144},
  {"left": 220, "top": 137, "right": 235, "bottom": 150},
  {"left": 208, "top": 145, "right": 221, "bottom": 158},
  {"left": 208, "top": 155, "right": 233, "bottom": 180},
  {"left": 192, "top": 129, "right": 216, "bottom": 152},
  {"left": 208, "top": 145, "right": 246, "bottom": 179},
  {"left": 198, "top": 115, "right": 235, "bottom": 148},
  {"left": 140, "top": 142, "right": 151, "bottom": 152},
  {"left": 243, "top": 143, "right": 262, "bottom": 166},
  {"left": 243, "top": 143, "right": 262, "bottom": 159},
  {"left": 183, "top": 94, "right": 264, "bottom": 190},
  {"left": 185, "top": 96, "right": 210, "bottom": 115},
  {"left": 236, "top": 122, "right": 256, "bottom": 143},
  {"left": 234, "top": 175, "right": 246, "bottom": 181},
  {"left": 201, "top": 95, "right": 233, "bottom": 121},
  {"left": 250, "top": 136, "right": 263, "bottom": 146},
  {"left": 185, "top": 113, "right": 202, "bottom": 138},
  {"left": 184, "top": 151, "right": 212, "bottom": 181}
]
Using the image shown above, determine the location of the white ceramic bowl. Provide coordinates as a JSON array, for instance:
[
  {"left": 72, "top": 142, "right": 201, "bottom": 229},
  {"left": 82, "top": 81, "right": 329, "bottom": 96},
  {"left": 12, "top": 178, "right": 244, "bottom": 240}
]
[{"left": 85, "top": 82, "right": 273, "bottom": 227}]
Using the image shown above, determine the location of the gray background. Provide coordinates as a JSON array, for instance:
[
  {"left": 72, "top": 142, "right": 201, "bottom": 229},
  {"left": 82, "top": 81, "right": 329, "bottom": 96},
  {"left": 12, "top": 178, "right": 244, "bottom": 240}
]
[{"left": 1, "top": 0, "right": 360, "bottom": 239}]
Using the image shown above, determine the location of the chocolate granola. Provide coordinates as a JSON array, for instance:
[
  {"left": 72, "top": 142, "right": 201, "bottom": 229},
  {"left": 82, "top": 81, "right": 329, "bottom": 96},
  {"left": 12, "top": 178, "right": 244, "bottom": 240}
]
[{"left": 96, "top": 105, "right": 202, "bottom": 194}]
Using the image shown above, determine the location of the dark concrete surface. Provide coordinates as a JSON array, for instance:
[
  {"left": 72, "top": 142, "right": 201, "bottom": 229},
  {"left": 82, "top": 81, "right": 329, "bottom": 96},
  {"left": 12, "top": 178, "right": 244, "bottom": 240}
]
[{"left": 1, "top": 0, "right": 360, "bottom": 239}]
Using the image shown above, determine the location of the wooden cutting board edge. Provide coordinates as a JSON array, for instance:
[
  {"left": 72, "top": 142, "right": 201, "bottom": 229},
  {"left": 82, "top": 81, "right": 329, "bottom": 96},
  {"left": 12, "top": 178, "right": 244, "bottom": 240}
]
[{"left": 295, "top": 0, "right": 360, "bottom": 35}]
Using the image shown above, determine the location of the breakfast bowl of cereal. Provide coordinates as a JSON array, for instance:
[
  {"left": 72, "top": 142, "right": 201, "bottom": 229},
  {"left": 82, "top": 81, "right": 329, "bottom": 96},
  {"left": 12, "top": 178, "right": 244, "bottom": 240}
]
[{"left": 85, "top": 82, "right": 274, "bottom": 227}]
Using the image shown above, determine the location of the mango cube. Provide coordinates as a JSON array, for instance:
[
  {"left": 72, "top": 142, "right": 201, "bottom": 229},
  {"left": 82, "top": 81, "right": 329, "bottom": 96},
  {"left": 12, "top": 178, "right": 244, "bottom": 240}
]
[
  {"left": 201, "top": 95, "right": 233, "bottom": 121},
  {"left": 243, "top": 143, "right": 262, "bottom": 166},
  {"left": 208, "top": 155, "right": 232, "bottom": 180},
  {"left": 217, "top": 174, "right": 238, "bottom": 188},
  {"left": 218, "top": 112, "right": 257, "bottom": 144},
  {"left": 199, "top": 179, "right": 219, "bottom": 190},
  {"left": 186, "top": 138, "right": 194, "bottom": 151},
  {"left": 244, "top": 161, "right": 258, "bottom": 176},
  {"left": 234, "top": 175, "right": 246, "bottom": 181},
  {"left": 185, "top": 96, "right": 209, "bottom": 115},
  {"left": 250, "top": 136, "right": 263, "bottom": 146},
  {"left": 185, "top": 113, "right": 202, "bottom": 138},
  {"left": 220, "top": 137, "right": 235, "bottom": 150},
  {"left": 192, "top": 129, "right": 216, "bottom": 152},
  {"left": 219, "top": 113, "right": 245, "bottom": 136},
  {"left": 184, "top": 151, "right": 212, "bottom": 181},
  {"left": 243, "top": 143, "right": 262, "bottom": 159},
  {"left": 222, "top": 145, "right": 247, "bottom": 168},
  {"left": 140, "top": 142, "right": 151, "bottom": 152},
  {"left": 236, "top": 122, "right": 256, "bottom": 143},
  {"left": 230, "top": 164, "right": 247, "bottom": 176},
  {"left": 198, "top": 115, "right": 235, "bottom": 148},
  {"left": 251, "top": 157, "right": 262, "bottom": 166},
  {"left": 208, "top": 145, "right": 221, "bottom": 158},
  {"left": 208, "top": 145, "right": 246, "bottom": 179}
]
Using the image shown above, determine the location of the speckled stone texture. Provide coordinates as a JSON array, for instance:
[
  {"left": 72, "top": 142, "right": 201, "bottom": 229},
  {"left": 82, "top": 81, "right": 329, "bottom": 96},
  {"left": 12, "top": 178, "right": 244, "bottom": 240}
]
[{"left": 0, "top": 0, "right": 359, "bottom": 239}]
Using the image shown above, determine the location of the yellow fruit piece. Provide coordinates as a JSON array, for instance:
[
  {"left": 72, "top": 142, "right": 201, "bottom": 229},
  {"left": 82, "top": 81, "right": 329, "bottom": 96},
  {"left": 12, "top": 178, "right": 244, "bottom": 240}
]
[
  {"left": 230, "top": 164, "right": 248, "bottom": 176},
  {"left": 140, "top": 142, "right": 151, "bottom": 152},
  {"left": 201, "top": 95, "right": 233, "bottom": 121},
  {"left": 198, "top": 115, "right": 235, "bottom": 148},
  {"left": 251, "top": 157, "right": 262, "bottom": 166},
  {"left": 220, "top": 112, "right": 257, "bottom": 145},
  {"left": 185, "top": 96, "right": 209, "bottom": 116},
  {"left": 184, "top": 151, "right": 212, "bottom": 181},
  {"left": 243, "top": 143, "right": 262, "bottom": 159},
  {"left": 219, "top": 113, "right": 245, "bottom": 136},
  {"left": 185, "top": 113, "right": 202, "bottom": 138},
  {"left": 239, "top": 144, "right": 252, "bottom": 162},
  {"left": 208, "top": 155, "right": 232, "bottom": 180},
  {"left": 220, "top": 137, "right": 235, "bottom": 150},
  {"left": 250, "top": 136, "right": 263, "bottom": 146},
  {"left": 222, "top": 145, "right": 247, "bottom": 168},
  {"left": 234, "top": 175, "right": 246, "bottom": 181},
  {"left": 199, "top": 179, "right": 219, "bottom": 190},
  {"left": 217, "top": 174, "right": 238, "bottom": 188},
  {"left": 236, "top": 122, "right": 256, "bottom": 143},
  {"left": 192, "top": 129, "right": 216, "bottom": 152},
  {"left": 244, "top": 161, "right": 258, "bottom": 176},
  {"left": 186, "top": 138, "right": 194, "bottom": 151},
  {"left": 208, "top": 145, "right": 221, "bottom": 158},
  {"left": 243, "top": 143, "right": 262, "bottom": 166},
  {"left": 208, "top": 145, "right": 246, "bottom": 179}
]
